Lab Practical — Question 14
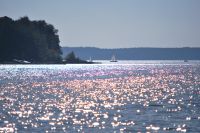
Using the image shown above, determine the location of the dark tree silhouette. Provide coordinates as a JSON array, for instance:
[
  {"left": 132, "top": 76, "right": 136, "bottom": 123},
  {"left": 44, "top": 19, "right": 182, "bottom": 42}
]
[
  {"left": 64, "top": 51, "right": 88, "bottom": 63},
  {"left": 0, "top": 16, "right": 62, "bottom": 63}
]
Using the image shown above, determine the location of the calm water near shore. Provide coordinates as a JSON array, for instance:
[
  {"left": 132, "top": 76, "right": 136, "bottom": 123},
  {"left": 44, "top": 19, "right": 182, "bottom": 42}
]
[{"left": 0, "top": 61, "right": 200, "bottom": 132}]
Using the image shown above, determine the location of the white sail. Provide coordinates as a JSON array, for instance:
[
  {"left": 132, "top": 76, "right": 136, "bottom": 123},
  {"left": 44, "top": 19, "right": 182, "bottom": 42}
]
[
  {"left": 89, "top": 57, "right": 92, "bottom": 62},
  {"left": 110, "top": 55, "right": 117, "bottom": 62}
]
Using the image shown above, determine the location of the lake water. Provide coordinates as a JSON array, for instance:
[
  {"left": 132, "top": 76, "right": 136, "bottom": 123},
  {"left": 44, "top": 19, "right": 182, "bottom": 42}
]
[{"left": 0, "top": 61, "right": 200, "bottom": 132}]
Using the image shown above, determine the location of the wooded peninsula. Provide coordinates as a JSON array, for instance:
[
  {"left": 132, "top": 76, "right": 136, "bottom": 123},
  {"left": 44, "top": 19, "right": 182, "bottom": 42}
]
[{"left": 0, "top": 16, "right": 88, "bottom": 64}]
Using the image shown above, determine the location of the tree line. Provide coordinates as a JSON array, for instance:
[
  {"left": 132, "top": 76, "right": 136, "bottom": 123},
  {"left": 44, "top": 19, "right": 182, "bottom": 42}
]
[{"left": 0, "top": 16, "right": 62, "bottom": 63}]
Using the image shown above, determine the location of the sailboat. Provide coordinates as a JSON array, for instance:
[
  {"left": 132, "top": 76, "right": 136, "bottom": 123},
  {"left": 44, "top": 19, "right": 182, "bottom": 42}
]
[
  {"left": 110, "top": 55, "right": 117, "bottom": 62},
  {"left": 89, "top": 57, "right": 93, "bottom": 62}
]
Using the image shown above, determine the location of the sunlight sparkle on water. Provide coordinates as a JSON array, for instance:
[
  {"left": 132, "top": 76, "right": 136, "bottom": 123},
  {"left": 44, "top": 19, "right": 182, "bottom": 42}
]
[{"left": 0, "top": 64, "right": 200, "bottom": 132}]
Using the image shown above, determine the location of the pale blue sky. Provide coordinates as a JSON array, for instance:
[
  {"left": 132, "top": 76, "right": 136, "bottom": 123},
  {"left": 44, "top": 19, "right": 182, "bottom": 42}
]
[{"left": 0, "top": 0, "right": 200, "bottom": 48}]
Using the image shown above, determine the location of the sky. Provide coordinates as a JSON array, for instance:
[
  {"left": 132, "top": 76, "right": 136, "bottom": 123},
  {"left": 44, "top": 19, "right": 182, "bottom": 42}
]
[{"left": 0, "top": 0, "right": 200, "bottom": 48}]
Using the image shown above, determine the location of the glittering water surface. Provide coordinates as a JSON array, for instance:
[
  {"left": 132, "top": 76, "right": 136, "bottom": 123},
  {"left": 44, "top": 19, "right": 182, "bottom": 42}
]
[{"left": 0, "top": 63, "right": 200, "bottom": 132}]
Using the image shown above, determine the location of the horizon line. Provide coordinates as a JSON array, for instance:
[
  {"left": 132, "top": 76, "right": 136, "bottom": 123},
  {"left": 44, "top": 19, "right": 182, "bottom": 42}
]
[{"left": 61, "top": 46, "right": 200, "bottom": 49}]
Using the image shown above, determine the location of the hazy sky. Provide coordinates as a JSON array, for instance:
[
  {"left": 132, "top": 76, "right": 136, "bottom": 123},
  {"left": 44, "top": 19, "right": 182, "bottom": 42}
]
[{"left": 0, "top": 0, "right": 200, "bottom": 48}]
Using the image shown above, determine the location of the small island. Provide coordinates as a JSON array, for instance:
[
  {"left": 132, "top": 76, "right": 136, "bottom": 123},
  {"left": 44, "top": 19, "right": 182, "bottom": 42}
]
[
  {"left": 63, "top": 51, "right": 94, "bottom": 64},
  {"left": 0, "top": 16, "right": 90, "bottom": 64}
]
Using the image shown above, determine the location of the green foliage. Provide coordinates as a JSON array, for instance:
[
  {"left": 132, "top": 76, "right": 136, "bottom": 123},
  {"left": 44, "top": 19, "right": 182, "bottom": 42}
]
[{"left": 0, "top": 16, "right": 62, "bottom": 63}]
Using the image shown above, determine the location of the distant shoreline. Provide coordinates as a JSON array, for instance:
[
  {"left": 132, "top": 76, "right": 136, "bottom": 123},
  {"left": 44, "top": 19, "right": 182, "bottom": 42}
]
[
  {"left": 1, "top": 59, "right": 200, "bottom": 65},
  {"left": 62, "top": 47, "right": 200, "bottom": 60}
]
